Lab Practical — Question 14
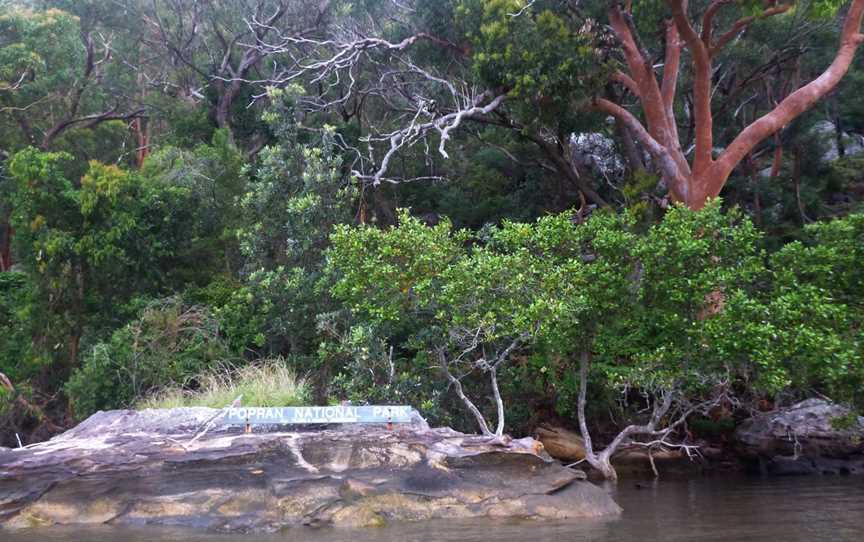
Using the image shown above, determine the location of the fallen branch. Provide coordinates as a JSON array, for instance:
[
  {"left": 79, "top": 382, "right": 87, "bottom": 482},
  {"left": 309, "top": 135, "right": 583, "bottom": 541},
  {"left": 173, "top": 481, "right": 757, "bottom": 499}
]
[{"left": 185, "top": 394, "right": 243, "bottom": 448}]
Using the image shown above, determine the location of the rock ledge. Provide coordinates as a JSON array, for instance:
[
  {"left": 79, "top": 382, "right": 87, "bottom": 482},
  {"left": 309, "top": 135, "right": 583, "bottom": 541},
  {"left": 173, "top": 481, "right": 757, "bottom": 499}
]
[
  {"left": 734, "top": 399, "right": 864, "bottom": 475},
  {"left": 0, "top": 408, "right": 620, "bottom": 532}
]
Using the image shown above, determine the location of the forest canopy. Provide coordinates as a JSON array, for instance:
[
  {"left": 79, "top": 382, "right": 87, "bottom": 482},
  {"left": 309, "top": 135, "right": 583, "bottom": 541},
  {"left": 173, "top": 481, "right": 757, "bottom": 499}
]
[{"left": 1, "top": 0, "right": 863, "bottom": 479}]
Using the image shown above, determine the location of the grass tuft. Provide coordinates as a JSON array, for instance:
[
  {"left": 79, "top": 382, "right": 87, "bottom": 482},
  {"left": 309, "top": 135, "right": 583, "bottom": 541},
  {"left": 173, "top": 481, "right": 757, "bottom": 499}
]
[{"left": 137, "top": 358, "right": 309, "bottom": 409}]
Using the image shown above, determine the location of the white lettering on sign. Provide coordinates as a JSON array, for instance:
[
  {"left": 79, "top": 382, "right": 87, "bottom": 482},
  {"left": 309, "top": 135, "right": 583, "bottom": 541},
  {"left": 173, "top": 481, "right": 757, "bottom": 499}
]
[{"left": 221, "top": 405, "right": 413, "bottom": 425}]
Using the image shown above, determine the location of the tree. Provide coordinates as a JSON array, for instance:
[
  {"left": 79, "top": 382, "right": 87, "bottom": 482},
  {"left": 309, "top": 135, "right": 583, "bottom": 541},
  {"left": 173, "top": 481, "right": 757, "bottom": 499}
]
[
  {"left": 596, "top": 0, "right": 864, "bottom": 210},
  {"left": 137, "top": 0, "right": 330, "bottom": 148},
  {"left": 328, "top": 210, "right": 542, "bottom": 437},
  {"left": 6, "top": 145, "right": 236, "bottom": 373},
  {"left": 0, "top": 6, "right": 144, "bottom": 151},
  {"left": 1, "top": 4, "right": 146, "bottom": 271},
  {"left": 233, "top": 86, "right": 357, "bottom": 356},
  {"left": 238, "top": 0, "right": 612, "bottom": 212},
  {"left": 241, "top": 1, "right": 864, "bottom": 212},
  {"left": 8, "top": 150, "right": 145, "bottom": 371},
  {"left": 328, "top": 201, "right": 822, "bottom": 480}
]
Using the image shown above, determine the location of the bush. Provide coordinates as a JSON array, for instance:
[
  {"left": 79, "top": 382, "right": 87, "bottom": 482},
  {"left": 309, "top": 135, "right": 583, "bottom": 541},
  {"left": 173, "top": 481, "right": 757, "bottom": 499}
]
[
  {"left": 65, "top": 298, "right": 233, "bottom": 418},
  {"left": 137, "top": 358, "right": 308, "bottom": 409},
  {"left": 0, "top": 272, "right": 38, "bottom": 382}
]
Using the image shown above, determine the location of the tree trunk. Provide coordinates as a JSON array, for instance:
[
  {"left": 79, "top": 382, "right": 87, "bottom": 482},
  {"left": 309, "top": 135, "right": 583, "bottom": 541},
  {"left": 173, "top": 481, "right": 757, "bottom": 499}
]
[
  {"left": 600, "top": 0, "right": 864, "bottom": 211},
  {"left": 0, "top": 221, "right": 11, "bottom": 272},
  {"left": 576, "top": 348, "right": 620, "bottom": 481},
  {"left": 593, "top": 455, "right": 619, "bottom": 482},
  {"left": 132, "top": 118, "right": 150, "bottom": 168}
]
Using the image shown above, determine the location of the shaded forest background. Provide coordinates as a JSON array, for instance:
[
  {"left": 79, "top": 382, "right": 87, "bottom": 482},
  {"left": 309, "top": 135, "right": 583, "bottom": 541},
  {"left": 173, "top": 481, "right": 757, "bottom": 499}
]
[{"left": 1, "top": 0, "right": 862, "bottom": 461}]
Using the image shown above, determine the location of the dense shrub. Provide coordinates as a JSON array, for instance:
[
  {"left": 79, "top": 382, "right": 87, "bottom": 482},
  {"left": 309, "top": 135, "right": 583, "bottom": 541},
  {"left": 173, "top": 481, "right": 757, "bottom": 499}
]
[
  {"left": 326, "top": 203, "right": 864, "bottom": 436},
  {"left": 65, "top": 299, "right": 233, "bottom": 418}
]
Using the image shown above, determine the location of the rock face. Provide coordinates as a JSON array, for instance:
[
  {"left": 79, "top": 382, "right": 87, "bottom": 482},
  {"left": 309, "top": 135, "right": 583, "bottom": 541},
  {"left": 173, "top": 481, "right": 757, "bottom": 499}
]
[
  {"left": 734, "top": 399, "right": 864, "bottom": 475},
  {"left": 0, "top": 408, "right": 620, "bottom": 532}
]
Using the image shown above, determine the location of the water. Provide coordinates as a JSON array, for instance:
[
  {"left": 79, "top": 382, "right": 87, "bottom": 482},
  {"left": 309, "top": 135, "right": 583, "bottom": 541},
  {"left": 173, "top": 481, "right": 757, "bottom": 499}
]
[{"left": 3, "top": 476, "right": 863, "bottom": 541}]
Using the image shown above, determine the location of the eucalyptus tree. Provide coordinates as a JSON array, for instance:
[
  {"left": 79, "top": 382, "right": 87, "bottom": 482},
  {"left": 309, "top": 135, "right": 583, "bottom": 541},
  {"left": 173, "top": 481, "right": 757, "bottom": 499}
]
[
  {"left": 239, "top": 0, "right": 864, "bottom": 212},
  {"left": 595, "top": 0, "right": 864, "bottom": 210}
]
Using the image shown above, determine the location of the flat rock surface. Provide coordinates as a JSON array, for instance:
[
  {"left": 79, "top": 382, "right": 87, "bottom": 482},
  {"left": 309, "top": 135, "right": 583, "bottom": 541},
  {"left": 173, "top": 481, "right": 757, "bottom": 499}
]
[{"left": 0, "top": 408, "right": 620, "bottom": 532}]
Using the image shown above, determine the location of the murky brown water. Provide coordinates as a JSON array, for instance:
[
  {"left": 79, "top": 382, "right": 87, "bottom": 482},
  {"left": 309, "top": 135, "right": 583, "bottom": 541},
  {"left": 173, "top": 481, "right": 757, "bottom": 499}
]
[{"left": 3, "top": 475, "right": 863, "bottom": 541}]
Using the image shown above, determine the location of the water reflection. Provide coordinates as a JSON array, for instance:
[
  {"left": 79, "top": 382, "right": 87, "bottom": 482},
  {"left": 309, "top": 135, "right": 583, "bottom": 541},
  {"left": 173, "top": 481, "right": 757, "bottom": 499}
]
[{"left": 4, "top": 476, "right": 863, "bottom": 542}]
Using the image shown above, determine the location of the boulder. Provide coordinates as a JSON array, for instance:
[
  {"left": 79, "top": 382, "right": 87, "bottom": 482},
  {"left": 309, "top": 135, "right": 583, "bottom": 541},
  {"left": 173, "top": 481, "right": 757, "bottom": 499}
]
[
  {"left": 808, "top": 120, "right": 864, "bottom": 162},
  {"left": 0, "top": 408, "right": 620, "bottom": 532},
  {"left": 734, "top": 399, "right": 864, "bottom": 475}
]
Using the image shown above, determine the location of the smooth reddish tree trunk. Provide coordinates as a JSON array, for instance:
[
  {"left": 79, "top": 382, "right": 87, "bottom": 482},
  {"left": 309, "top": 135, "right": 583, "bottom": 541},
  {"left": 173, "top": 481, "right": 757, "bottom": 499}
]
[{"left": 597, "top": 0, "right": 864, "bottom": 210}]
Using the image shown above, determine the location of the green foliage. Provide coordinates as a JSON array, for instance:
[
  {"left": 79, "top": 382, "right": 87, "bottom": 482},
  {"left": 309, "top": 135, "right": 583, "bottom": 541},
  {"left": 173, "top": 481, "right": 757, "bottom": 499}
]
[
  {"left": 65, "top": 298, "right": 233, "bottom": 418},
  {"left": 767, "top": 213, "right": 864, "bottom": 406},
  {"left": 0, "top": 6, "right": 137, "bottom": 152},
  {"left": 0, "top": 271, "right": 38, "bottom": 381},
  {"left": 235, "top": 87, "right": 357, "bottom": 355},
  {"left": 0, "top": 8, "right": 82, "bottom": 113},
  {"left": 8, "top": 150, "right": 174, "bottom": 364},
  {"left": 457, "top": 0, "right": 607, "bottom": 129},
  {"left": 140, "top": 128, "right": 247, "bottom": 282},
  {"left": 329, "top": 202, "right": 864, "bottom": 432}
]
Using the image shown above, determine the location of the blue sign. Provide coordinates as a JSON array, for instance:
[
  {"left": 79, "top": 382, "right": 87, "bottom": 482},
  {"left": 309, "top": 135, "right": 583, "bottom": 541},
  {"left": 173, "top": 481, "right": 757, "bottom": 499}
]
[{"left": 219, "top": 405, "right": 413, "bottom": 425}]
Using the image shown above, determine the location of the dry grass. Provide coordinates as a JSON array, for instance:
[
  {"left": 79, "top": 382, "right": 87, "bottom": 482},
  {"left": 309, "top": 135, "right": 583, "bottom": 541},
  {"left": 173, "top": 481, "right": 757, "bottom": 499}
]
[{"left": 138, "top": 358, "right": 309, "bottom": 409}]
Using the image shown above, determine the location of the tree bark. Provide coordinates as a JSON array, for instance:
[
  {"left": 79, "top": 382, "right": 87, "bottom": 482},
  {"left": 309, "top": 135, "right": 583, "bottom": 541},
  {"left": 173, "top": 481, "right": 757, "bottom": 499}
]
[
  {"left": 601, "top": 0, "right": 864, "bottom": 210},
  {"left": 0, "top": 221, "right": 11, "bottom": 272}
]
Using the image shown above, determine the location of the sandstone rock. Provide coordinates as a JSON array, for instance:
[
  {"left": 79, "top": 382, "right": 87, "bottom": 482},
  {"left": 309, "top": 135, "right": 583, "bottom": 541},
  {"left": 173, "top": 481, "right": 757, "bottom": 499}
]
[
  {"left": 0, "top": 408, "right": 619, "bottom": 532},
  {"left": 808, "top": 120, "right": 864, "bottom": 162},
  {"left": 734, "top": 398, "right": 864, "bottom": 475}
]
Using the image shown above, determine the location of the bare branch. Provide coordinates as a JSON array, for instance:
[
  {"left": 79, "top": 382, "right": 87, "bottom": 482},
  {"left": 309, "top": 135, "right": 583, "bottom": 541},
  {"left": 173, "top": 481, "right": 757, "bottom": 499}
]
[{"left": 711, "top": 4, "right": 794, "bottom": 55}]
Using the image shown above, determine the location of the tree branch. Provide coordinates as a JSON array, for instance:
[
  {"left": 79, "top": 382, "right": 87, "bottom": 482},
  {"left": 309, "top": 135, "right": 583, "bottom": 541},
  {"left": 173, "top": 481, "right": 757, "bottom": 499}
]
[
  {"left": 577, "top": 349, "right": 599, "bottom": 464},
  {"left": 701, "top": 0, "right": 733, "bottom": 45},
  {"left": 592, "top": 98, "right": 689, "bottom": 201},
  {"left": 661, "top": 19, "right": 683, "bottom": 146},
  {"left": 711, "top": 4, "right": 794, "bottom": 55},
  {"left": 667, "top": 0, "right": 714, "bottom": 175},
  {"left": 440, "top": 349, "right": 493, "bottom": 437},
  {"left": 612, "top": 70, "right": 641, "bottom": 97},
  {"left": 717, "top": 0, "right": 864, "bottom": 186}
]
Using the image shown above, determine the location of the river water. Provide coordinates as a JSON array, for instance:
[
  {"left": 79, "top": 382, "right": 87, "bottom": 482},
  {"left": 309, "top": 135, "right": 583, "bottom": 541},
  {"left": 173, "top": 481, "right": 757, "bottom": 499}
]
[{"left": 4, "top": 475, "right": 863, "bottom": 541}]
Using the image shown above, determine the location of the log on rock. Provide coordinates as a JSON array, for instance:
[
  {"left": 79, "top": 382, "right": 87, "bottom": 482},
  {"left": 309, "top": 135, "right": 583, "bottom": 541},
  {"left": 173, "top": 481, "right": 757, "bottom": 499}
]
[
  {"left": 0, "top": 408, "right": 620, "bottom": 532},
  {"left": 535, "top": 424, "right": 586, "bottom": 462}
]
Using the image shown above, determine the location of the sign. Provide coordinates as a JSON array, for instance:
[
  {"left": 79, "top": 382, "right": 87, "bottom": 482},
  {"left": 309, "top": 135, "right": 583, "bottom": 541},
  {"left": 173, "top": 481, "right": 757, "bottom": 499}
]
[{"left": 219, "top": 405, "right": 413, "bottom": 426}]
